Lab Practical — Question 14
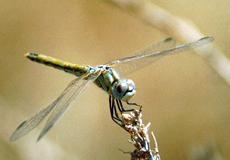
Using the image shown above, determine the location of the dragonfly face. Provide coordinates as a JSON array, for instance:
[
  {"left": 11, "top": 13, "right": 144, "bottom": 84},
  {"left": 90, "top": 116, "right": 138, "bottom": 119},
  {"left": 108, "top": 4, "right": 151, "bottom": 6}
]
[{"left": 111, "top": 78, "right": 136, "bottom": 101}]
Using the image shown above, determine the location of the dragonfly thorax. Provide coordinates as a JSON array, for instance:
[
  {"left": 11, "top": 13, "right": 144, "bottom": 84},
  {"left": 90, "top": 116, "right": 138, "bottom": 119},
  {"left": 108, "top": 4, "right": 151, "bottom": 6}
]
[
  {"left": 111, "top": 79, "right": 136, "bottom": 101},
  {"left": 93, "top": 65, "right": 136, "bottom": 101}
]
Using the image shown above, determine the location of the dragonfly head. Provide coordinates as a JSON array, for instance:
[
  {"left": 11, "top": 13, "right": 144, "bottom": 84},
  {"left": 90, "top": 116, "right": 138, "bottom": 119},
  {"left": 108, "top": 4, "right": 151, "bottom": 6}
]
[{"left": 111, "top": 79, "right": 136, "bottom": 101}]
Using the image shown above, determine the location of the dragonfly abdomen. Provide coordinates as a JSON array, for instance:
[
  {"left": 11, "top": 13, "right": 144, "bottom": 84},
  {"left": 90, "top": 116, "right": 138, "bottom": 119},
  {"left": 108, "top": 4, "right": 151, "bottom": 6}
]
[{"left": 25, "top": 53, "right": 90, "bottom": 77}]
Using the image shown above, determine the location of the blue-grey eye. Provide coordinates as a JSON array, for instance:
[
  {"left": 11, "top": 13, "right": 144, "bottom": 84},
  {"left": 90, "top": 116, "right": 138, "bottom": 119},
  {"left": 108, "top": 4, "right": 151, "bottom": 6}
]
[
  {"left": 112, "top": 79, "right": 136, "bottom": 100},
  {"left": 126, "top": 79, "right": 135, "bottom": 89},
  {"left": 114, "top": 82, "right": 128, "bottom": 99}
]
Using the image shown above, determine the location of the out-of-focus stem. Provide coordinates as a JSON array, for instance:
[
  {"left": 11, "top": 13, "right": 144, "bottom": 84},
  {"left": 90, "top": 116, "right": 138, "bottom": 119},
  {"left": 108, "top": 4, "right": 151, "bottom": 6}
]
[{"left": 106, "top": 0, "right": 230, "bottom": 86}]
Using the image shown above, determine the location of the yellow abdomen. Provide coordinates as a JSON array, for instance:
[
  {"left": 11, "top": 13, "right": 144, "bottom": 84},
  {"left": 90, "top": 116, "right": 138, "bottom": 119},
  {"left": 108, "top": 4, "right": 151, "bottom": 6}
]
[{"left": 25, "top": 53, "right": 90, "bottom": 77}]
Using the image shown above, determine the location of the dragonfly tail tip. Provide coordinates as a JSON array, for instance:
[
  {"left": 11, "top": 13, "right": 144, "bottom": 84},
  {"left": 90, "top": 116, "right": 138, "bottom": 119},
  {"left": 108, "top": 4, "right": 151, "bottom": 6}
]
[{"left": 24, "top": 53, "right": 30, "bottom": 57}]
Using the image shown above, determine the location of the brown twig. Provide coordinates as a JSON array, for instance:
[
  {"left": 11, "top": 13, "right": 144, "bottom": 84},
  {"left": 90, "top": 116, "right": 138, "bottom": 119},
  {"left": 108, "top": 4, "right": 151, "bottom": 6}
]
[{"left": 120, "top": 110, "right": 160, "bottom": 160}]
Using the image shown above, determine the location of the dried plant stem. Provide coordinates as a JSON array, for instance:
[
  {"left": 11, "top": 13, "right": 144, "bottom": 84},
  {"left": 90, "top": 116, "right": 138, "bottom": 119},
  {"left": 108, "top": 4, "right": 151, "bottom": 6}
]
[{"left": 120, "top": 110, "right": 160, "bottom": 160}]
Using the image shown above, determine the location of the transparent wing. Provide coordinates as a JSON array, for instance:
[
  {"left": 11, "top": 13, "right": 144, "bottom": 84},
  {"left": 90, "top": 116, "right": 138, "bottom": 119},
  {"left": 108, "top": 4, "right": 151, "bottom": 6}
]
[
  {"left": 105, "top": 38, "right": 175, "bottom": 76},
  {"left": 130, "top": 38, "right": 176, "bottom": 57},
  {"left": 10, "top": 70, "right": 101, "bottom": 142},
  {"left": 106, "top": 37, "right": 213, "bottom": 76},
  {"left": 10, "top": 97, "right": 60, "bottom": 141},
  {"left": 37, "top": 70, "right": 101, "bottom": 141}
]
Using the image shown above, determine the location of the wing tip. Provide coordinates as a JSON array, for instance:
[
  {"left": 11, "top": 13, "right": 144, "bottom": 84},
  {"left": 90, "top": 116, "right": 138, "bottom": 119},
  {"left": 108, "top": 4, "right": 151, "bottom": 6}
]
[
  {"left": 200, "top": 36, "right": 214, "bottom": 42},
  {"left": 9, "top": 135, "right": 17, "bottom": 142},
  {"left": 9, "top": 120, "right": 28, "bottom": 142},
  {"left": 164, "top": 37, "right": 173, "bottom": 42},
  {"left": 37, "top": 123, "right": 54, "bottom": 142}
]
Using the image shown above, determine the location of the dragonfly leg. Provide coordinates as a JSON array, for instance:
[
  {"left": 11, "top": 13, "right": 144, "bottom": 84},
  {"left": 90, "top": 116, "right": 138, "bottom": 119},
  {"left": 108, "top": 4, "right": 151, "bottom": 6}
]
[
  {"left": 126, "top": 101, "right": 142, "bottom": 112},
  {"left": 116, "top": 99, "right": 136, "bottom": 112},
  {"left": 109, "top": 96, "right": 142, "bottom": 127},
  {"left": 109, "top": 95, "right": 122, "bottom": 126}
]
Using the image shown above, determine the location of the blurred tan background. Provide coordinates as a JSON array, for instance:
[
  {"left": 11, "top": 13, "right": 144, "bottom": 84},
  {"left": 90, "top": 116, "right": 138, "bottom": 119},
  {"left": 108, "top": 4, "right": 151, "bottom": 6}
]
[{"left": 1, "top": 0, "right": 230, "bottom": 159}]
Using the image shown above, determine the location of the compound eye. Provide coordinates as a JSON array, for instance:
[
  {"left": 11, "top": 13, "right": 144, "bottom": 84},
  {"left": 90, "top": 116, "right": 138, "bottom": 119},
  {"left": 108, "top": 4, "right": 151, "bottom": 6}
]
[
  {"left": 126, "top": 79, "right": 135, "bottom": 89},
  {"left": 114, "top": 82, "right": 128, "bottom": 99},
  {"left": 116, "top": 83, "right": 128, "bottom": 94}
]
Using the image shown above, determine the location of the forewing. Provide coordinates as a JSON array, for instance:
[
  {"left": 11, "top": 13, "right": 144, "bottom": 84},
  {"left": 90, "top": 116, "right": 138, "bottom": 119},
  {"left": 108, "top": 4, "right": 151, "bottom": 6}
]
[
  {"left": 9, "top": 78, "right": 81, "bottom": 142},
  {"left": 37, "top": 70, "right": 100, "bottom": 141},
  {"left": 10, "top": 71, "right": 100, "bottom": 142},
  {"left": 105, "top": 38, "right": 175, "bottom": 76},
  {"left": 10, "top": 99, "right": 59, "bottom": 141},
  {"left": 106, "top": 37, "right": 213, "bottom": 76}
]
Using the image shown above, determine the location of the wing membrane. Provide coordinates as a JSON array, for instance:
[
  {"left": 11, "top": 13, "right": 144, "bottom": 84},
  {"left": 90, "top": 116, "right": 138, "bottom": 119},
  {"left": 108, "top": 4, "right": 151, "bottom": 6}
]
[
  {"left": 10, "top": 99, "right": 59, "bottom": 141},
  {"left": 10, "top": 71, "right": 100, "bottom": 142},
  {"left": 37, "top": 70, "right": 100, "bottom": 141},
  {"left": 107, "top": 37, "right": 213, "bottom": 76},
  {"left": 105, "top": 38, "right": 175, "bottom": 76}
]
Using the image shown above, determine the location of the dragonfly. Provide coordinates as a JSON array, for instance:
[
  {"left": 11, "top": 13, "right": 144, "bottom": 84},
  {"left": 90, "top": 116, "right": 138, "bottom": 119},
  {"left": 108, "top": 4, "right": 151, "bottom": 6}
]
[{"left": 10, "top": 37, "right": 213, "bottom": 142}]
